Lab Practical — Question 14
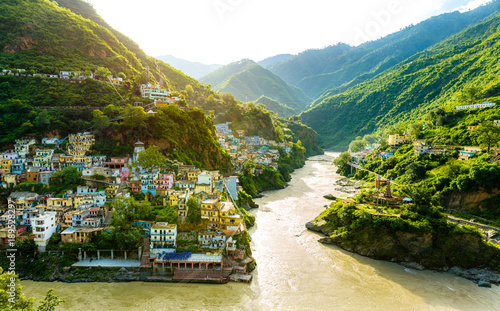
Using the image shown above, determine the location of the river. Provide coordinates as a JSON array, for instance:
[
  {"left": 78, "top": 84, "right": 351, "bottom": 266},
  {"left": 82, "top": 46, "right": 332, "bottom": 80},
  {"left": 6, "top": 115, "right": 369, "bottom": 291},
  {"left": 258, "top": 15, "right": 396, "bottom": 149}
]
[{"left": 22, "top": 152, "right": 500, "bottom": 310}]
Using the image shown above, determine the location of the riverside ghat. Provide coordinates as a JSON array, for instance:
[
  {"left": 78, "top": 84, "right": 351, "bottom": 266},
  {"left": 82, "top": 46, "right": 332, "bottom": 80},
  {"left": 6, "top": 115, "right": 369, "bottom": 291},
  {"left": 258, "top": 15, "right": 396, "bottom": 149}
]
[{"left": 61, "top": 233, "right": 251, "bottom": 284}]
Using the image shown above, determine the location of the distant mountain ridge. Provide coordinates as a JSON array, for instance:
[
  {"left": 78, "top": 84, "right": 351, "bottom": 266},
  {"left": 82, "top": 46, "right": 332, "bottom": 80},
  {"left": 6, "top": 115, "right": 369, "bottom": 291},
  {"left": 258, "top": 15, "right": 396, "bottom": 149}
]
[
  {"left": 156, "top": 55, "right": 222, "bottom": 79},
  {"left": 300, "top": 8, "right": 500, "bottom": 150},
  {"left": 266, "top": 0, "right": 500, "bottom": 101},
  {"left": 255, "top": 96, "right": 296, "bottom": 118},
  {"left": 200, "top": 59, "right": 310, "bottom": 113},
  {"left": 258, "top": 54, "right": 293, "bottom": 68}
]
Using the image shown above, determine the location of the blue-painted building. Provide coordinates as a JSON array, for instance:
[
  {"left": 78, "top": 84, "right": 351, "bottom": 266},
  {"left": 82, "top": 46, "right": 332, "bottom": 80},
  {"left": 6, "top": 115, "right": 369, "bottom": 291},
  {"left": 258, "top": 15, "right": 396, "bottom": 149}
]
[
  {"left": 141, "top": 173, "right": 157, "bottom": 196},
  {"left": 11, "top": 158, "right": 25, "bottom": 174},
  {"left": 224, "top": 176, "right": 239, "bottom": 201},
  {"left": 133, "top": 220, "right": 155, "bottom": 236}
]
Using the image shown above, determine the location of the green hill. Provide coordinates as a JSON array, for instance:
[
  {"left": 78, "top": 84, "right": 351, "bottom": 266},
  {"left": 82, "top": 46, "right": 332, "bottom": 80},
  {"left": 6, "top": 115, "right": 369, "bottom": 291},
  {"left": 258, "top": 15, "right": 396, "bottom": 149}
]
[
  {"left": 269, "top": 1, "right": 500, "bottom": 100},
  {"left": 0, "top": 0, "right": 201, "bottom": 92},
  {"left": 0, "top": 0, "right": 232, "bottom": 170},
  {"left": 201, "top": 59, "right": 310, "bottom": 113},
  {"left": 300, "top": 10, "right": 500, "bottom": 150},
  {"left": 255, "top": 96, "right": 296, "bottom": 118}
]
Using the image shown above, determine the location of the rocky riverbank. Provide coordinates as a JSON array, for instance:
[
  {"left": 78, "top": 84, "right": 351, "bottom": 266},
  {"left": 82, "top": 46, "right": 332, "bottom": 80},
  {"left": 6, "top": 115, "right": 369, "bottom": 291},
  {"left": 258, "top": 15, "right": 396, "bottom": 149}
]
[
  {"left": 306, "top": 202, "right": 500, "bottom": 287},
  {"left": 333, "top": 178, "right": 362, "bottom": 195}
]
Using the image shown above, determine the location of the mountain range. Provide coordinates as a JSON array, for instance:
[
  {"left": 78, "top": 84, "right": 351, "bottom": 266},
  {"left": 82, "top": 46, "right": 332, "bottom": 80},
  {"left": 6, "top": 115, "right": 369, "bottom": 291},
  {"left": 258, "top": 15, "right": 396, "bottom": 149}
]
[
  {"left": 200, "top": 59, "right": 311, "bottom": 114},
  {"left": 301, "top": 6, "right": 500, "bottom": 149},
  {"left": 156, "top": 55, "right": 222, "bottom": 79},
  {"left": 194, "top": 0, "right": 500, "bottom": 150}
]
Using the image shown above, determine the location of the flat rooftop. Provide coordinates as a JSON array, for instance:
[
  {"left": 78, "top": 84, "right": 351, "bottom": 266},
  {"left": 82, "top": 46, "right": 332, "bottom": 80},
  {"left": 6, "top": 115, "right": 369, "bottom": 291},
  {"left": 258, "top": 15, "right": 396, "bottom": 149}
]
[{"left": 72, "top": 259, "right": 140, "bottom": 267}]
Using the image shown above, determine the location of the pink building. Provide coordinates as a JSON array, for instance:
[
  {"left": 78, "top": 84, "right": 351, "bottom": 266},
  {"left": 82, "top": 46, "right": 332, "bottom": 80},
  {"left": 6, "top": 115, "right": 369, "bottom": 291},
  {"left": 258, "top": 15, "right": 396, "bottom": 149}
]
[
  {"left": 2, "top": 150, "right": 19, "bottom": 160},
  {"left": 120, "top": 169, "right": 129, "bottom": 182},
  {"left": 156, "top": 173, "right": 174, "bottom": 195}
]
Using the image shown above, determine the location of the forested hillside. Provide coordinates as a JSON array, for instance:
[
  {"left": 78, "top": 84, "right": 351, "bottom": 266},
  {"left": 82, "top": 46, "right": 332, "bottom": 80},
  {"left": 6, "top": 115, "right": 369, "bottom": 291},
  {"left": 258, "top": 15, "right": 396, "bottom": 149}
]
[
  {"left": 301, "top": 10, "right": 500, "bottom": 150},
  {"left": 201, "top": 59, "right": 310, "bottom": 113},
  {"left": 268, "top": 1, "right": 500, "bottom": 100},
  {"left": 0, "top": 0, "right": 202, "bottom": 92},
  {"left": 255, "top": 96, "right": 296, "bottom": 118}
]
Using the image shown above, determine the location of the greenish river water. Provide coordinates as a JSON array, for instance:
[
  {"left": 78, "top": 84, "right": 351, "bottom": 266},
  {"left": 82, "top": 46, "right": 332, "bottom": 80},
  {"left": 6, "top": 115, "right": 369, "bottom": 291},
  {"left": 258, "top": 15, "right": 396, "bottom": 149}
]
[{"left": 22, "top": 153, "right": 500, "bottom": 310}]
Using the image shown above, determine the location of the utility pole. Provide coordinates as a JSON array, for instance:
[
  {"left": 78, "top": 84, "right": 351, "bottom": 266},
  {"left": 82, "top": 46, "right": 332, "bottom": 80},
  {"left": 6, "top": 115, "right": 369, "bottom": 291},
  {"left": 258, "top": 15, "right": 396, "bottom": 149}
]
[{"left": 376, "top": 156, "right": 382, "bottom": 213}]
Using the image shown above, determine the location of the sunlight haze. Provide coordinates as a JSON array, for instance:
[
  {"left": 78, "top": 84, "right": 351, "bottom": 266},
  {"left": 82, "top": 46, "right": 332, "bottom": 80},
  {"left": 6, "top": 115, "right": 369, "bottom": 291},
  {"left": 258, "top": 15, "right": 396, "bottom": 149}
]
[{"left": 83, "top": 0, "right": 491, "bottom": 65}]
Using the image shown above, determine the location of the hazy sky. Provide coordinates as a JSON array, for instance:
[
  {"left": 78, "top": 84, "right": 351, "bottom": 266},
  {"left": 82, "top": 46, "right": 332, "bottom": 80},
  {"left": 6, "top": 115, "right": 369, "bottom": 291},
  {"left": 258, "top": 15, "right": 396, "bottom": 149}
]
[{"left": 84, "top": 0, "right": 491, "bottom": 65}]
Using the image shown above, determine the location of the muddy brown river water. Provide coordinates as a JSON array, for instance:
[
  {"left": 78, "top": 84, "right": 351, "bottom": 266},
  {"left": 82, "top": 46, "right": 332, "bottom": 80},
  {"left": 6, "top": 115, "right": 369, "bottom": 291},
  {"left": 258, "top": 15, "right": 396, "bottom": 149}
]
[{"left": 23, "top": 153, "right": 500, "bottom": 310}]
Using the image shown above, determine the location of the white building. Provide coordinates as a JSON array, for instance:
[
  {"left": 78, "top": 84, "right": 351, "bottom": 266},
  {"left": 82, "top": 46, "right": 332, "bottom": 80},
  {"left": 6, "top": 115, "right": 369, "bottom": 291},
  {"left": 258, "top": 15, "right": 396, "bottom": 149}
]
[
  {"left": 15, "top": 138, "right": 36, "bottom": 158},
  {"left": 456, "top": 101, "right": 496, "bottom": 110},
  {"left": 32, "top": 211, "right": 58, "bottom": 251},
  {"left": 198, "top": 230, "right": 226, "bottom": 249},
  {"left": 82, "top": 217, "right": 101, "bottom": 228},
  {"left": 133, "top": 141, "right": 145, "bottom": 162},
  {"left": 93, "top": 195, "right": 107, "bottom": 207},
  {"left": 150, "top": 222, "right": 177, "bottom": 257}
]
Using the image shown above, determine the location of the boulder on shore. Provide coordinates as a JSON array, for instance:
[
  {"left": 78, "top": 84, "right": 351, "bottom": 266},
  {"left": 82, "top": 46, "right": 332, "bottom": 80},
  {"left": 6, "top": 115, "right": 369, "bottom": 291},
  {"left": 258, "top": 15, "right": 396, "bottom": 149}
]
[{"left": 323, "top": 194, "right": 337, "bottom": 200}]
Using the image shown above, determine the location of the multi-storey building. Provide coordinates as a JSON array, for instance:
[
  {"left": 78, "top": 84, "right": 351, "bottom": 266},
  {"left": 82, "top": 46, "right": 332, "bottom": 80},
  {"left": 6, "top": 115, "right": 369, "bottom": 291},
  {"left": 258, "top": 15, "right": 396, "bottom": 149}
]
[
  {"left": 39, "top": 171, "right": 54, "bottom": 185},
  {"left": 1, "top": 159, "right": 12, "bottom": 174},
  {"left": 140, "top": 84, "right": 171, "bottom": 101},
  {"left": 201, "top": 198, "right": 220, "bottom": 230},
  {"left": 91, "top": 155, "right": 106, "bottom": 167},
  {"left": 219, "top": 202, "right": 243, "bottom": 234},
  {"left": 26, "top": 170, "right": 40, "bottom": 183},
  {"left": 67, "top": 132, "right": 95, "bottom": 157},
  {"left": 198, "top": 230, "right": 226, "bottom": 249},
  {"left": 33, "top": 149, "right": 54, "bottom": 169},
  {"left": 14, "top": 138, "right": 36, "bottom": 158},
  {"left": 177, "top": 191, "right": 191, "bottom": 218},
  {"left": 150, "top": 222, "right": 177, "bottom": 257},
  {"left": 388, "top": 134, "right": 410, "bottom": 146},
  {"left": 156, "top": 173, "right": 174, "bottom": 196},
  {"left": 11, "top": 158, "right": 25, "bottom": 174},
  {"left": 141, "top": 173, "right": 157, "bottom": 196},
  {"left": 32, "top": 211, "right": 58, "bottom": 251},
  {"left": 72, "top": 209, "right": 90, "bottom": 227}
]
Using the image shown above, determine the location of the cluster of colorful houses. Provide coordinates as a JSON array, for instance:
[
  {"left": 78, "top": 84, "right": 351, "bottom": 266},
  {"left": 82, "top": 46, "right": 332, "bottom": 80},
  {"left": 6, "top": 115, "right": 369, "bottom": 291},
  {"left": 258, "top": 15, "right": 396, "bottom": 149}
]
[
  {"left": 215, "top": 121, "right": 293, "bottom": 173},
  {"left": 350, "top": 131, "right": 500, "bottom": 165},
  {"left": 0, "top": 129, "right": 252, "bottom": 281},
  {"left": 0, "top": 69, "right": 125, "bottom": 85}
]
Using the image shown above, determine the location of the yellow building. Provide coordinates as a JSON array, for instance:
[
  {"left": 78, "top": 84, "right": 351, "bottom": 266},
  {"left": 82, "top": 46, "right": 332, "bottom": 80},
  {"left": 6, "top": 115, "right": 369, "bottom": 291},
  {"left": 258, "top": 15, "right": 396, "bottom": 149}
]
[
  {"left": 61, "top": 227, "right": 103, "bottom": 244},
  {"left": 3, "top": 175, "right": 17, "bottom": 187},
  {"left": 201, "top": 198, "right": 220, "bottom": 230},
  {"left": 219, "top": 202, "right": 243, "bottom": 234},
  {"left": 187, "top": 170, "right": 199, "bottom": 181},
  {"left": 164, "top": 192, "right": 179, "bottom": 206},
  {"left": 106, "top": 184, "right": 119, "bottom": 198},
  {"left": 195, "top": 183, "right": 212, "bottom": 194},
  {"left": 73, "top": 195, "right": 93, "bottom": 208},
  {"left": 47, "top": 198, "right": 73, "bottom": 208},
  {"left": 72, "top": 155, "right": 92, "bottom": 167},
  {"left": 1, "top": 159, "right": 12, "bottom": 174},
  {"left": 68, "top": 132, "right": 95, "bottom": 157},
  {"left": 387, "top": 134, "right": 410, "bottom": 146}
]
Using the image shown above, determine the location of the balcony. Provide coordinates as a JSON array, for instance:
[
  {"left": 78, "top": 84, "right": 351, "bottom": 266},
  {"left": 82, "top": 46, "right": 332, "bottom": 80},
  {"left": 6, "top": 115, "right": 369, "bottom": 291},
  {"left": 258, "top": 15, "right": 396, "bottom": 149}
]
[{"left": 151, "top": 232, "right": 175, "bottom": 236}]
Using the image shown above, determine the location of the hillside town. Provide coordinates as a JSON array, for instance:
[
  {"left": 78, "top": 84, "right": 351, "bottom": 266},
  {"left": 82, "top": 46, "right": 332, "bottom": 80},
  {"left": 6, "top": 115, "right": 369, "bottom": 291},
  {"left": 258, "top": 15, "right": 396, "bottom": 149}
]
[
  {"left": 0, "top": 126, "right": 265, "bottom": 283},
  {"left": 215, "top": 121, "right": 292, "bottom": 172}
]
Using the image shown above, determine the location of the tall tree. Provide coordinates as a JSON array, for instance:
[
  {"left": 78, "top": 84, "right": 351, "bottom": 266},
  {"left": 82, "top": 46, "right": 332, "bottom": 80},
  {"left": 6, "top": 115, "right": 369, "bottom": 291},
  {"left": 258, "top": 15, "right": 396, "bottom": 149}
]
[
  {"left": 34, "top": 110, "right": 51, "bottom": 134},
  {"left": 475, "top": 121, "right": 500, "bottom": 152},
  {"left": 136, "top": 145, "right": 167, "bottom": 171},
  {"left": 186, "top": 197, "right": 201, "bottom": 223}
]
